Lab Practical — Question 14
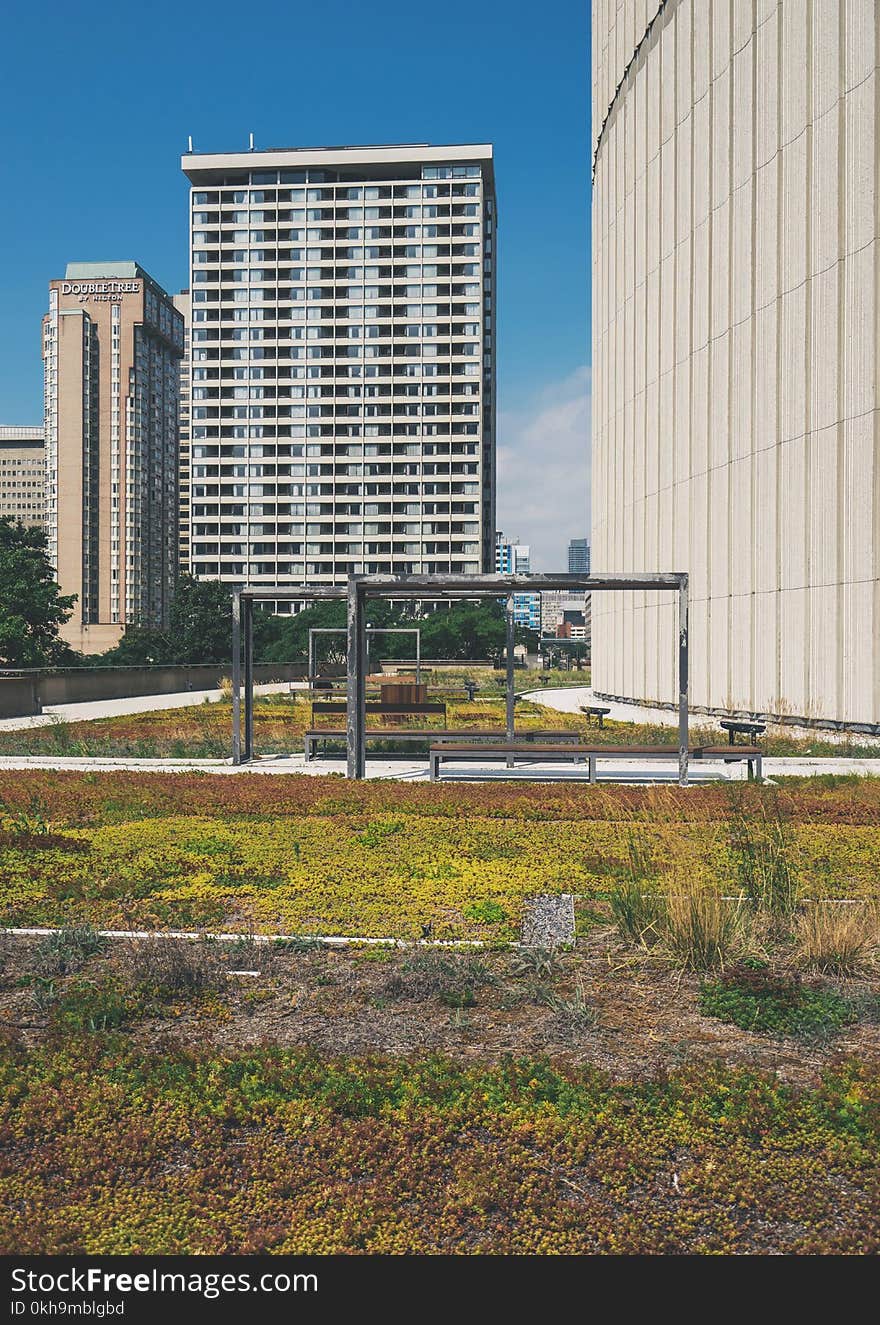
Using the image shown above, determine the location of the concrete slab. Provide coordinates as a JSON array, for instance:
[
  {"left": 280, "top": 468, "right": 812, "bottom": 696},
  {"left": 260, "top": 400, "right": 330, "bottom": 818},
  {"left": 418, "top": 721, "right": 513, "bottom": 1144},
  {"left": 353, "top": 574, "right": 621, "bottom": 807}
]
[{"left": 0, "top": 752, "right": 877, "bottom": 782}]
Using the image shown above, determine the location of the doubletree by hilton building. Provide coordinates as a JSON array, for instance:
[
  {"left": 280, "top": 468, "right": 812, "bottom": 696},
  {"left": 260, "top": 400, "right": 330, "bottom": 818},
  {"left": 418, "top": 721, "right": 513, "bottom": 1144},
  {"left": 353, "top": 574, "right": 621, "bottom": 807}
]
[
  {"left": 42, "top": 263, "right": 184, "bottom": 652},
  {"left": 180, "top": 142, "right": 497, "bottom": 598}
]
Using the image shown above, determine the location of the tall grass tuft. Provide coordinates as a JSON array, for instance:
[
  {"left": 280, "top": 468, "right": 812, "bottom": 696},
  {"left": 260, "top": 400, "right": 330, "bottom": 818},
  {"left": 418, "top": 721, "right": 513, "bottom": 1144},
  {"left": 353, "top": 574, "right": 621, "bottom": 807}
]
[
  {"left": 795, "top": 902, "right": 880, "bottom": 976},
  {"left": 609, "top": 880, "right": 665, "bottom": 947},
  {"left": 661, "top": 887, "right": 745, "bottom": 971},
  {"left": 726, "top": 787, "right": 799, "bottom": 920}
]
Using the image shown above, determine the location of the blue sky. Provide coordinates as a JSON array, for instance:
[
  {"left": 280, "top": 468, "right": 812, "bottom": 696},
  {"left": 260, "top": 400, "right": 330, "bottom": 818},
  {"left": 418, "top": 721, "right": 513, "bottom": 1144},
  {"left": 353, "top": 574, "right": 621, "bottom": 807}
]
[{"left": 0, "top": 0, "right": 590, "bottom": 567}]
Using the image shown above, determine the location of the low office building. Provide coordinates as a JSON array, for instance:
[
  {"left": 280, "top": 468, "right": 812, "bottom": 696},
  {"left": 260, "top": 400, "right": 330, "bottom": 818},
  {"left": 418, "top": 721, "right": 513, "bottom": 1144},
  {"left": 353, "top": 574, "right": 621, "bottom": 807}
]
[
  {"left": 43, "top": 262, "right": 184, "bottom": 653},
  {"left": 0, "top": 426, "right": 45, "bottom": 529}
]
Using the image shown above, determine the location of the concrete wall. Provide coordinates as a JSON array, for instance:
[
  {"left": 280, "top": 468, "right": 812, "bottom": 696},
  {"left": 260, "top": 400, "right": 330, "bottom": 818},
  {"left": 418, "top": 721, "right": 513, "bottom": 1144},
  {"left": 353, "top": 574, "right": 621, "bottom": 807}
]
[
  {"left": 591, "top": 0, "right": 880, "bottom": 725},
  {"left": 0, "top": 664, "right": 307, "bottom": 718}
]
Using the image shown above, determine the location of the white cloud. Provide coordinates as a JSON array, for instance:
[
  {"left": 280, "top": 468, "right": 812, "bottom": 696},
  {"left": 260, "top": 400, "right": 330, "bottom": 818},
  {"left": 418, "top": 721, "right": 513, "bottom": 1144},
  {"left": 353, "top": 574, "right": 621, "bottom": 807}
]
[{"left": 496, "top": 365, "right": 591, "bottom": 570}]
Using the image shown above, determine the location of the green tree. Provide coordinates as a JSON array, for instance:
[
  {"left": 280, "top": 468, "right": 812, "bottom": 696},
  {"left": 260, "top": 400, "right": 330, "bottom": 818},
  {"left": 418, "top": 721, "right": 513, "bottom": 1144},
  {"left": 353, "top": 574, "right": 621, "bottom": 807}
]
[
  {"left": 417, "top": 600, "right": 508, "bottom": 662},
  {"left": 167, "top": 576, "right": 236, "bottom": 663},
  {"left": 0, "top": 517, "right": 76, "bottom": 667}
]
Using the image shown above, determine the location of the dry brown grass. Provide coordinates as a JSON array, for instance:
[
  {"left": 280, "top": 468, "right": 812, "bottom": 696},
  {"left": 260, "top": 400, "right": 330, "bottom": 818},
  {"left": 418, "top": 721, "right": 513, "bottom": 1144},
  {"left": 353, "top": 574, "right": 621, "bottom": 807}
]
[
  {"left": 660, "top": 883, "right": 747, "bottom": 971},
  {"left": 795, "top": 901, "right": 880, "bottom": 975}
]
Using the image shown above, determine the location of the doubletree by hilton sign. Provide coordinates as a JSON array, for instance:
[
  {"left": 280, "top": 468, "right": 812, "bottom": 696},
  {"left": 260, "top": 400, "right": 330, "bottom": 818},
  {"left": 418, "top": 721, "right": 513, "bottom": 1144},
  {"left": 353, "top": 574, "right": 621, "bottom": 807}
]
[{"left": 61, "top": 279, "right": 142, "bottom": 303}]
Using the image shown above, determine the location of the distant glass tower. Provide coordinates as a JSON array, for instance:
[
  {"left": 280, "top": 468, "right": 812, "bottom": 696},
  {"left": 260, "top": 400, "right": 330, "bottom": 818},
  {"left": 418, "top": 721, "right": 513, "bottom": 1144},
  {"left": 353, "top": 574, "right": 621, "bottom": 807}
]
[{"left": 568, "top": 538, "right": 590, "bottom": 575}]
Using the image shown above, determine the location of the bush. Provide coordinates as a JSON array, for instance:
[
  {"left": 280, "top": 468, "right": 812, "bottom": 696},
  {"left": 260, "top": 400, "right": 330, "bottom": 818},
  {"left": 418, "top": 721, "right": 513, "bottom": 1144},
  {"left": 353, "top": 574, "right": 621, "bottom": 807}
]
[
  {"left": 699, "top": 964, "right": 855, "bottom": 1039},
  {"left": 795, "top": 902, "right": 880, "bottom": 975},
  {"left": 33, "top": 925, "right": 106, "bottom": 977},
  {"left": 381, "top": 950, "right": 494, "bottom": 1005},
  {"left": 121, "top": 939, "right": 225, "bottom": 1000},
  {"left": 51, "top": 978, "right": 129, "bottom": 1033},
  {"left": 463, "top": 900, "right": 507, "bottom": 926},
  {"left": 542, "top": 977, "right": 599, "bottom": 1038},
  {"left": 509, "top": 947, "right": 565, "bottom": 980}
]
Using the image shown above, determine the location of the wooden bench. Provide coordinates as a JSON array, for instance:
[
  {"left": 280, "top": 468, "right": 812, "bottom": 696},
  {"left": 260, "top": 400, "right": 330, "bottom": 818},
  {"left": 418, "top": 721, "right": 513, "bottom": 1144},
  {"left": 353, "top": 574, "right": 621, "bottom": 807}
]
[
  {"left": 429, "top": 742, "right": 763, "bottom": 783},
  {"left": 304, "top": 728, "right": 581, "bottom": 761}
]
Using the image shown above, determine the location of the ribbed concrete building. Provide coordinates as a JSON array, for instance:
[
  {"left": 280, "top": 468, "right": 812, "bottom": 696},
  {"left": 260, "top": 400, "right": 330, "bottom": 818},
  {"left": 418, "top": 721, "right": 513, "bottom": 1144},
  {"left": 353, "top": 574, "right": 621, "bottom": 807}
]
[{"left": 591, "top": 0, "right": 879, "bottom": 727}]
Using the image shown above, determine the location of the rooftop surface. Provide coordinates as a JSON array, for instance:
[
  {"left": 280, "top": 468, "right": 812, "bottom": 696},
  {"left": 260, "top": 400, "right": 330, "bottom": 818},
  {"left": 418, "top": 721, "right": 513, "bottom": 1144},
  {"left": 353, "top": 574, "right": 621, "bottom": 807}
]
[
  {"left": 0, "top": 426, "right": 43, "bottom": 441},
  {"left": 64, "top": 261, "right": 143, "bottom": 280},
  {"left": 182, "top": 141, "right": 495, "bottom": 193}
]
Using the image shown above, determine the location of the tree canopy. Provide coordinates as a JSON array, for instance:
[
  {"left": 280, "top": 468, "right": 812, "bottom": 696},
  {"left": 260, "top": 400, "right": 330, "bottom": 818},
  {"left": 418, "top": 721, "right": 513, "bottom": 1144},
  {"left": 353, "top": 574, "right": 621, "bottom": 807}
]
[{"left": 0, "top": 517, "right": 76, "bottom": 668}]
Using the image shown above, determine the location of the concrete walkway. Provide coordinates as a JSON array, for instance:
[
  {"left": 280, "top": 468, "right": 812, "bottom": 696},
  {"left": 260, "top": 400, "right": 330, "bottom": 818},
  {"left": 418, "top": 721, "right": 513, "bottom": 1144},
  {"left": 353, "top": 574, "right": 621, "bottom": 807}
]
[
  {"left": 0, "top": 751, "right": 877, "bottom": 782},
  {"left": 522, "top": 686, "right": 880, "bottom": 748},
  {"left": 0, "top": 681, "right": 293, "bottom": 733}
]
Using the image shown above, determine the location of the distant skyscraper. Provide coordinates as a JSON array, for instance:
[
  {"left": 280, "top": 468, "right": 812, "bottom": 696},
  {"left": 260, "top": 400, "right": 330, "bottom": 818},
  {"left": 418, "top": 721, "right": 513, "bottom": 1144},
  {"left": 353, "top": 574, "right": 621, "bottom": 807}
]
[
  {"left": 495, "top": 530, "right": 540, "bottom": 631},
  {"left": 567, "top": 538, "right": 590, "bottom": 575},
  {"left": 42, "top": 263, "right": 184, "bottom": 652},
  {"left": 173, "top": 290, "right": 192, "bottom": 571},
  {"left": 181, "top": 142, "right": 497, "bottom": 600},
  {"left": 0, "top": 426, "right": 45, "bottom": 530}
]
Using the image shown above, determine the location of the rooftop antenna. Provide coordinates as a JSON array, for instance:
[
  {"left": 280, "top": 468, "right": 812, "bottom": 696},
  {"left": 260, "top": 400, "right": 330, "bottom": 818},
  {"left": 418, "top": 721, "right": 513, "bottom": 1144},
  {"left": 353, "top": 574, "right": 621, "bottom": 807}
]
[
  {"left": 187, "top": 134, "right": 193, "bottom": 152},
  {"left": 249, "top": 131, "right": 255, "bottom": 151}
]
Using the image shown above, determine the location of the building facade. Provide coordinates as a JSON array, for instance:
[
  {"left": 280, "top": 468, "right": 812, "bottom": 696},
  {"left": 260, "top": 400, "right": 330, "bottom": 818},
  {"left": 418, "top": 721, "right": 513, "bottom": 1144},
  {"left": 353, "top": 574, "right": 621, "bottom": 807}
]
[
  {"left": 591, "top": 0, "right": 880, "bottom": 726},
  {"left": 540, "top": 590, "right": 590, "bottom": 640},
  {"left": 567, "top": 537, "right": 590, "bottom": 575},
  {"left": 0, "top": 426, "right": 45, "bottom": 529},
  {"left": 173, "top": 290, "right": 192, "bottom": 570},
  {"left": 495, "top": 531, "right": 541, "bottom": 631},
  {"left": 42, "top": 262, "right": 184, "bottom": 653},
  {"left": 181, "top": 143, "right": 496, "bottom": 602}
]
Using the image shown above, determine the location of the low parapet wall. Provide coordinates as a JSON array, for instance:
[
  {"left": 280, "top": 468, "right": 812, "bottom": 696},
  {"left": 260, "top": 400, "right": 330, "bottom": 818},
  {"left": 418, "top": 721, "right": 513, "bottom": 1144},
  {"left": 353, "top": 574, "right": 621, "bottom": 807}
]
[{"left": 0, "top": 663, "right": 307, "bottom": 718}]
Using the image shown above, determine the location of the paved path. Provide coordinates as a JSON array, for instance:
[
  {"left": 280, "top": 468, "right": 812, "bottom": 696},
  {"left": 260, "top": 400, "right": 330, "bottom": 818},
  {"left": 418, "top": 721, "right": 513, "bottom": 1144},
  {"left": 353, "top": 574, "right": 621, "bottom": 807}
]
[
  {"left": 522, "top": 686, "right": 880, "bottom": 748},
  {"left": 0, "top": 751, "right": 877, "bottom": 782},
  {"left": 0, "top": 682, "right": 294, "bottom": 732}
]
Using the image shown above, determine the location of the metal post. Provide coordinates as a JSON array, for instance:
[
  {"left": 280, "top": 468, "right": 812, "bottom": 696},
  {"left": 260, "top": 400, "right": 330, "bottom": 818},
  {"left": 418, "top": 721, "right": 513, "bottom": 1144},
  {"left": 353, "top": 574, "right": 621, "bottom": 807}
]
[
  {"left": 243, "top": 597, "right": 254, "bottom": 762},
  {"left": 231, "top": 591, "right": 242, "bottom": 765},
  {"left": 416, "top": 628, "right": 421, "bottom": 686},
  {"left": 678, "top": 576, "right": 689, "bottom": 788},
  {"left": 506, "top": 595, "right": 516, "bottom": 767},
  {"left": 346, "top": 580, "right": 366, "bottom": 778},
  {"left": 308, "top": 629, "right": 314, "bottom": 687}
]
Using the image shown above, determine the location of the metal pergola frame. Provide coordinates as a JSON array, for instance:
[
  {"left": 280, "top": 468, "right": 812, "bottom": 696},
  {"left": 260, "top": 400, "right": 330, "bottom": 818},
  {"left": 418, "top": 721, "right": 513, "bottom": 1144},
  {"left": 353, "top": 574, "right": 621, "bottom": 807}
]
[
  {"left": 346, "top": 573, "right": 689, "bottom": 784},
  {"left": 231, "top": 586, "right": 346, "bottom": 764},
  {"left": 232, "top": 572, "right": 689, "bottom": 784},
  {"left": 308, "top": 626, "right": 421, "bottom": 685}
]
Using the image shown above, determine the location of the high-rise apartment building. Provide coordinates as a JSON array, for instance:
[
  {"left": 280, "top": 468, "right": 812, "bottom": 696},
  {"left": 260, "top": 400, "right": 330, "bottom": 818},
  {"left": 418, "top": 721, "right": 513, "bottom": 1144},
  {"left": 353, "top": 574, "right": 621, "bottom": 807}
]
[
  {"left": 43, "top": 262, "right": 184, "bottom": 653},
  {"left": 495, "top": 530, "right": 540, "bottom": 631},
  {"left": 173, "top": 290, "right": 192, "bottom": 570},
  {"left": 180, "top": 142, "right": 496, "bottom": 600},
  {"left": 0, "top": 426, "right": 45, "bottom": 530},
  {"left": 567, "top": 537, "right": 590, "bottom": 575},
  {"left": 592, "top": 0, "right": 880, "bottom": 726}
]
